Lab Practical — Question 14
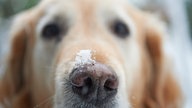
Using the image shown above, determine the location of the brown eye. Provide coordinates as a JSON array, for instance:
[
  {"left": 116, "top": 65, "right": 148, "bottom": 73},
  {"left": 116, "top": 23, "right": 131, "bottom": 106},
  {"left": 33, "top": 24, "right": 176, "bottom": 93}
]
[
  {"left": 111, "top": 20, "right": 130, "bottom": 38},
  {"left": 42, "top": 23, "right": 61, "bottom": 39}
]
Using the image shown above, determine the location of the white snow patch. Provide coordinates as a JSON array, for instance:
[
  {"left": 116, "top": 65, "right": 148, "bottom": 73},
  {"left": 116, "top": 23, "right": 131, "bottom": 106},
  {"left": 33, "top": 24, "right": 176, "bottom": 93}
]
[{"left": 75, "top": 50, "right": 95, "bottom": 66}]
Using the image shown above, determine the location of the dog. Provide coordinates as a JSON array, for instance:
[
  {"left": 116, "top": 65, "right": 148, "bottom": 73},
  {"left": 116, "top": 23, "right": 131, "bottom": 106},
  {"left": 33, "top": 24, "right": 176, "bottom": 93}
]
[{"left": 0, "top": 0, "right": 182, "bottom": 108}]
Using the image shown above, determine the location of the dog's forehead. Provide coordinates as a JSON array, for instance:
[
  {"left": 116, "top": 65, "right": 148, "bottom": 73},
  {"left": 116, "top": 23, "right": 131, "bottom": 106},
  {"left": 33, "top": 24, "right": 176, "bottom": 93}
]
[
  {"left": 41, "top": 0, "right": 128, "bottom": 15},
  {"left": 41, "top": 0, "right": 127, "bottom": 6}
]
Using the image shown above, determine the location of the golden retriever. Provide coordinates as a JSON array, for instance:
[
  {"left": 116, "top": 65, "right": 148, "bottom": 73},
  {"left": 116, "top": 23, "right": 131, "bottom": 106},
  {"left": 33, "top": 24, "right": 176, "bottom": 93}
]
[{"left": 0, "top": 0, "right": 182, "bottom": 108}]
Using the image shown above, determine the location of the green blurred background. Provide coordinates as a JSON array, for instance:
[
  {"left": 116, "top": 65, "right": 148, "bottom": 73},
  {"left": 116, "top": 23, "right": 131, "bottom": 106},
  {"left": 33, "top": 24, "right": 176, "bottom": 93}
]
[
  {"left": 186, "top": 0, "right": 192, "bottom": 39},
  {"left": 0, "top": 0, "right": 38, "bottom": 18}
]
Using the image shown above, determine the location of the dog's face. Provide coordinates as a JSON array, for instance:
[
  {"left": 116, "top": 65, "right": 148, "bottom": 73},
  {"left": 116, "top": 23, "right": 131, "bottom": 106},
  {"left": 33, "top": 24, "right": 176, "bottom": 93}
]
[
  {"left": 34, "top": 1, "right": 141, "bottom": 107},
  {"left": 0, "top": 0, "right": 182, "bottom": 108}
]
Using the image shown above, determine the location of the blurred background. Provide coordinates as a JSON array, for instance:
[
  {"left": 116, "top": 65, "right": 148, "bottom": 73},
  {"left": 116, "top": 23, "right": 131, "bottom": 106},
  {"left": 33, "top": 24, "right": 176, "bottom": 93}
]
[{"left": 0, "top": 0, "right": 191, "bottom": 107}]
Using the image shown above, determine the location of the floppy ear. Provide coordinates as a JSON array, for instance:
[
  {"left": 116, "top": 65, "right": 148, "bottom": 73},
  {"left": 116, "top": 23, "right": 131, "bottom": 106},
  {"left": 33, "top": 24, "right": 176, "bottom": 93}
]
[
  {"left": 0, "top": 12, "right": 35, "bottom": 108},
  {"left": 143, "top": 16, "right": 182, "bottom": 108}
]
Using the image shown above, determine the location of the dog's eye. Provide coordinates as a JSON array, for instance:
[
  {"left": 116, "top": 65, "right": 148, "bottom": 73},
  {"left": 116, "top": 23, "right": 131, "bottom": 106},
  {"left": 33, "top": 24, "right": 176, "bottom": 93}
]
[
  {"left": 111, "top": 20, "right": 130, "bottom": 38},
  {"left": 42, "top": 23, "right": 61, "bottom": 39}
]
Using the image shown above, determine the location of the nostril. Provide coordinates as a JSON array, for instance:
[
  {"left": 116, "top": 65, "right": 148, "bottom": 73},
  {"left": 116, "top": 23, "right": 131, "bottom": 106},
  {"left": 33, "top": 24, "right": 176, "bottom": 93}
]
[
  {"left": 104, "top": 76, "right": 118, "bottom": 91},
  {"left": 70, "top": 75, "right": 87, "bottom": 88},
  {"left": 80, "top": 77, "right": 92, "bottom": 95},
  {"left": 71, "top": 74, "right": 93, "bottom": 96},
  {"left": 84, "top": 77, "right": 93, "bottom": 88}
]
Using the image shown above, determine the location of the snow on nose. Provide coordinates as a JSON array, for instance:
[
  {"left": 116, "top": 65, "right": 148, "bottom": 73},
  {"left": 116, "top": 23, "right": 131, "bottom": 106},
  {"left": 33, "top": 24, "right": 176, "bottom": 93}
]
[{"left": 75, "top": 50, "right": 96, "bottom": 67}]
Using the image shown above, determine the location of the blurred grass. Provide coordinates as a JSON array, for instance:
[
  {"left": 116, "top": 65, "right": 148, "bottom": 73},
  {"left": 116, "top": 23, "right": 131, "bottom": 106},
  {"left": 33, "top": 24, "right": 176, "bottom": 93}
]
[{"left": 0, "top": 0, "right": 39, "bottom": 18}]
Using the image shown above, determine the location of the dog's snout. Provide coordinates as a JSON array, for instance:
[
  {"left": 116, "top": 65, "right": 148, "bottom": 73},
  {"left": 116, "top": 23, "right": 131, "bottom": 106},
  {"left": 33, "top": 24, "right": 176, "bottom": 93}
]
[{"left": 69, "top": 63, "right": 118, "bottom": 103}]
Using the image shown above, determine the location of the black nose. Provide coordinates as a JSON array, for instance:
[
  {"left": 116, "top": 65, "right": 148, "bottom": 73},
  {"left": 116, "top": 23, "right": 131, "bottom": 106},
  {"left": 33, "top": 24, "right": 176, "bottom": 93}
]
[{"left": 69, "top": 63, "right": 118, "bottom": 104}]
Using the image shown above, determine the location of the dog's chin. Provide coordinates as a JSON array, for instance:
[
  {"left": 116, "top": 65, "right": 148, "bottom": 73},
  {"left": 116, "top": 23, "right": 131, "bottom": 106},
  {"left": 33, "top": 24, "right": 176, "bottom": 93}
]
[
  {"left": 56, "top": 101, "right": 117, "bottom": 108},
  {"left": 54, "top": 89, "right": 118, "bottom": 108},
  {"left": 55, "top": 93, "right": 117, "bottom": 108},
  {"left": 55, "top": 87, "right": 117, "bottom": 108}
]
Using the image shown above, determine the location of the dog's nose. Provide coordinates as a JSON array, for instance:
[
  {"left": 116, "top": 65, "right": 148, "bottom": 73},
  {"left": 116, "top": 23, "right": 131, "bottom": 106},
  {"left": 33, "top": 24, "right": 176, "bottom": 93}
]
[{"left": 69, "top": 63, "right": 118, "bottom": 102}]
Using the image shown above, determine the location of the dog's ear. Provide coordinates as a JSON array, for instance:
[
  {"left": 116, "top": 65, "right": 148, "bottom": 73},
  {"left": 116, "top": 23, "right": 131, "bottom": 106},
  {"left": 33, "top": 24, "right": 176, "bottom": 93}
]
[
  {"left": 143, "top": 16, "right": 182, "bottom": 108},
  {"left": 0, "top": 11, "right": 36, "bottom": 107}
]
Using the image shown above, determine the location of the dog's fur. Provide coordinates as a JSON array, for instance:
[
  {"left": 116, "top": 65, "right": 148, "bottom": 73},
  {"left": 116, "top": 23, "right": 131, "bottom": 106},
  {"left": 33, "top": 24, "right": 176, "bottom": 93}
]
[{"left": 0, "top": 0, "right": 182, "bottom": 108}]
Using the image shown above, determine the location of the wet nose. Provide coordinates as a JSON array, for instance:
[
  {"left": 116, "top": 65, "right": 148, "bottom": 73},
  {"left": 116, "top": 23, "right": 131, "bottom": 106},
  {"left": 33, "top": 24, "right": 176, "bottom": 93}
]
[{"left": 69, "top": 63, "right": 119, "bottom": 103}]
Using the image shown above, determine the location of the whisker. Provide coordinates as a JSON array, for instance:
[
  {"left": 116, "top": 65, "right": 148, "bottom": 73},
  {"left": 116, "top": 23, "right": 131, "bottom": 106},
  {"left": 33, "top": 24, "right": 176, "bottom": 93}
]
[{"left": 33, "top": 96, "right": 54, "bottom": 108}]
